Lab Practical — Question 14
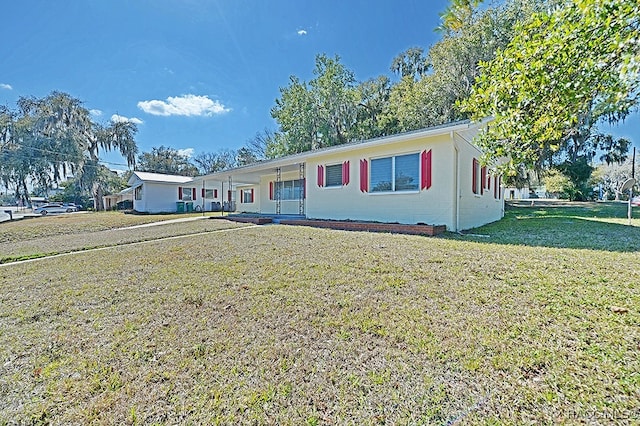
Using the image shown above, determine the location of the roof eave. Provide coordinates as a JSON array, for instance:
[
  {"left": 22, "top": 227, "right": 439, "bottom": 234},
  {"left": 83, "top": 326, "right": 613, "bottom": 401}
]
[{"left": 197, "top": 119, "right": 488, "bottom": 182}]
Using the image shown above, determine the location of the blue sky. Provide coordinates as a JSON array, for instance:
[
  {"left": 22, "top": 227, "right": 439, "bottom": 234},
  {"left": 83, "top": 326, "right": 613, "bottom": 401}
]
[{"left": 1, "top": 0, "right": 638, "bottom": 171}]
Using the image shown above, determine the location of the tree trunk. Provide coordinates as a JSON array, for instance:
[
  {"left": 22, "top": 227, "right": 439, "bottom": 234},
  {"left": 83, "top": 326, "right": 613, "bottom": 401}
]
[{"left": 93, "top": 183, "right": 104, "bottom": 211}]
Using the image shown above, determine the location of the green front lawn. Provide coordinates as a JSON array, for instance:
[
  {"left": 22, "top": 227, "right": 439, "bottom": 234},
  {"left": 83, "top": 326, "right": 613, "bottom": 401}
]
[{"left": 0, "top": 202, "right": 638, "bottom": 424}]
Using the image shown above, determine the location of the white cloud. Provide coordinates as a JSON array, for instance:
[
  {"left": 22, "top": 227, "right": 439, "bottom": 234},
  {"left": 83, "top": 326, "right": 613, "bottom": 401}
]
[
  {"left": 0, "top": 83, "right": 12, "bottom": 90},
  {"left": 297, "top": 29, "right": 307, "bottom": 36},
  {"left": 111, "top": 114, "right": 144, "bottom": 125},
  {"left": 177, "top": 148, "right": 194, "bottom": 158},
  {"left": 137, "top": 94, "right": 231, "bottom": 117},
  {"left": 90, "top": 109, "right": 102, "bottom": 117}
]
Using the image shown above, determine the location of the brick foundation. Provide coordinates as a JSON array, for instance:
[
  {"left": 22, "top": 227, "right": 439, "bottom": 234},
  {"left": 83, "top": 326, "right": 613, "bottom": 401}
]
[
  {"left": 278, "top": 219, "right": 446, "bottom": 236},
  {"left": 220, "top": 216, "right": 274, "bottom": 225}
]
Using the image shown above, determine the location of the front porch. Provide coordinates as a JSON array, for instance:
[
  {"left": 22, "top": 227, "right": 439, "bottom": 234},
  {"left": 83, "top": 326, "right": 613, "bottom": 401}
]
[{"left": 220, "top": 213, "right": 306, "bottom": 225}]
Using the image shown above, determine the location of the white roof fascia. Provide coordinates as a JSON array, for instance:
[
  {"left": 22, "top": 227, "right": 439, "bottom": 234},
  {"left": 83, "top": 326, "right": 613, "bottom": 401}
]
[
  {"left": 196, "top": 119, "right": 489, "bottom": 183},
  {"left": 129, "top": 171, "right": 194, "bottom": 185}
]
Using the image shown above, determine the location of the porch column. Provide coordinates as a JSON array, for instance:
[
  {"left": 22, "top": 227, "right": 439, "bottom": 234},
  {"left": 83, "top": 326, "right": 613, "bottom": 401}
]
[
  {"left": 275, "top": 167, "right": 282, "bottom": 215},
  {"left": 228, "top": 176, "right": 233, "bottom": 212},
  {"left": 299, "top": 162, "right": 305, "bottom": 215}
]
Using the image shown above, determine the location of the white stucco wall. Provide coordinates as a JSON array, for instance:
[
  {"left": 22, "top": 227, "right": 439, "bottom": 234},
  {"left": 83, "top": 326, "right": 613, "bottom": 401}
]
[
  {"left": 305, "top": 134, "right": 458, "bottom": 228},
  {"left": 132, "top": 182, "right": 180, "bottom": 213},
  {"left": 236, "top": 185, "right": 260, "bottom": 213},
  {"left": 454, "top": 136, "right": 504, "bottom": 230},
  {"left": 259, "top": 171, "right": 304, "bottom": 215},
  {"left": 133, "top": 182, "right": 209, "bottom": 213},
  {"left": 249, "top": 131, "right": 503, "bottom": 230}
]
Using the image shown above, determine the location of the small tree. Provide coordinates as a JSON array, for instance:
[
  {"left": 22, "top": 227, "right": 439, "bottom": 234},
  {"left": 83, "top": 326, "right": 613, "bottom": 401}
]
[{"left": 544, "top": 170, "right": 575, "bottom": 200}]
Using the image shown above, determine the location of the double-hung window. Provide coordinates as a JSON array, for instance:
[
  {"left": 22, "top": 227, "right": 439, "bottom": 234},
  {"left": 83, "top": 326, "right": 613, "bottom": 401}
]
[
  {"left": 370, "top": 153, "right": 419, "bottom": 193},
  {"left": 325, "top": 164, "right": 343, "bottom": 187},
  {"left": 241, "top": 188, "right": 254, "bottom": 203},
  {"left": 182, "top": 187, "right": 193, "bottom": 201},
  {"left": 134, "top": 185, "right": 142, "bottom": 200}
]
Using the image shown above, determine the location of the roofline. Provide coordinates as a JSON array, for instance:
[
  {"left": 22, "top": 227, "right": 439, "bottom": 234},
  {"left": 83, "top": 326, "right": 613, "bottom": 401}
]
[
  {"left": 197, "top": 118, "right": 489, "bottom": 181},
  {"left": 128, "top": 171, "right": 194, "bottom": 185}
]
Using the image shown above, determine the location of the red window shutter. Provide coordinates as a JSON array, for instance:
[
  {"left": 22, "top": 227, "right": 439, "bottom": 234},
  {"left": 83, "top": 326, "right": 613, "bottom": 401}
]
[
  {"left": 488, "top": 174, "right": 491, "bottom": 191},
  {"left": 359, "top": 159, "right": 368, "bottom": 192},
  {"left": 227, "top": 190, "right": 232, "bottom": 203},
  {"left": 472, "top": 158, "right": 478, "bottom": 194},
  {"left": 239, "top": 190, "right": 242, "bottom": 203},
  {"left": 481, "top": 166, "right": 487, "bottom": 194},
  {"left": 192, "top": 188, "right": 197, "bottom": 200},
  {"left": 250, "top": 188, "right": 254, "bottom": 202},
  {"left": 317, "top": 165, "right": 324, "bottom": 187},
  {"left": 201, "top": 188, "right": 205, "bottom": 198},
  {"left": 269, "top": 182, "right": 273, "bottom": 200},
  {"left": 494, "top": 176, "right": 498, "bottom": 199},
  {"left": 426, "top": 150, "right": 432, "bottom": 189},
  {"left": 421, "top": 150, "right": 432, "bottom": 190},
  {"left": 498, "top": 176, "right": 502, "bottom": 199},
  {"left": 178, "top": 186, "right": 183, "bottom": 200},
  {"left": 214, "top": 189, "right": 218, "bottom": 198},
  {"left": 346, "top": 161, "right": 350, "bottom": 185},
  {"left": 342, "top": 161, "right": 350, "bottom": 186}
]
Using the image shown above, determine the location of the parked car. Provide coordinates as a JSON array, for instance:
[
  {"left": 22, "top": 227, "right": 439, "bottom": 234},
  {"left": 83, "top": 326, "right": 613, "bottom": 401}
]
[
  {"left": 34, "top": 204, "right": 74, "bottom": 215},
  {"left": 63, "top": 203, "right": 79, "bottom": 211}
]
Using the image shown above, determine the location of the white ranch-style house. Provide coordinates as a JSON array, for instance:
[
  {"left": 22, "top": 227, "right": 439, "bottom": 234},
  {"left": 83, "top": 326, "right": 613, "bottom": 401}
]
[{"left": 128, "top": 120, "right": 504, "bottom": 231}]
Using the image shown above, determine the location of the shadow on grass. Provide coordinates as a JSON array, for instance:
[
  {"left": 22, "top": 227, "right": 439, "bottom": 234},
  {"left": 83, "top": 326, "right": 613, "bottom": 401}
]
[{"left": 452, "top": 200, "right": 640, "bottom": 252}]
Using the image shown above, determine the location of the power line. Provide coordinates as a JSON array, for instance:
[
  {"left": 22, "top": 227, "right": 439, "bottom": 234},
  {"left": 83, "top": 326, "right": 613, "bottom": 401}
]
[{"left": 1, "top": 142, "right": 133, "bottom": 168}]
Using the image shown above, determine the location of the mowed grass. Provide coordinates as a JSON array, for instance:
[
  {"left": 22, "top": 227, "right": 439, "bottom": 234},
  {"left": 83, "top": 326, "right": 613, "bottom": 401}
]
[
  {"left": 0, "top": 211, "right": 212, "bottom": 243},
  {"left": 0, "top": 203, "right": 639, "bottom": 424},
  {"left": 0, "top": 212, "right": 241, "bottom": 264}
]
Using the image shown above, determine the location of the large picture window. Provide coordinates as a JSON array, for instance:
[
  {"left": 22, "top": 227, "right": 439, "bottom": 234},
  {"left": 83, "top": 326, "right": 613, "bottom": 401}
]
[
  {"left": 275, "top": 179, "right": 305, "bottom": 200},
  {"left": 370, "top": 153, "right": 419, "bottom": 192}
]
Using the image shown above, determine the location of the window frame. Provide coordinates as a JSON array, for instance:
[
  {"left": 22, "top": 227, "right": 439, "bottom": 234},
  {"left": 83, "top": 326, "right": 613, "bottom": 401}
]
[
  {"left": 324, "top": 163, "right": 343, "bottom": 187},
  {"left": 369, "top": 152, "right": 420, "bottom": 193},
  {"left": 274, "top": 179, "right": 305, "bottom": 200},
  {"left": 181, "top": 187, "right": 193, "bottom": 201},
  {"left": 134, "top": 185, "right": 142, "bottom": 201},
  {"left": 241, "top": 188, "right": 254, "bottom": 203}
]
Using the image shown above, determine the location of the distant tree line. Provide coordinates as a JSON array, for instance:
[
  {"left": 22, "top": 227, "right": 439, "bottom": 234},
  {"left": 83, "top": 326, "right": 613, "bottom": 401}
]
[
  {"left": 0, "top": 92, "right": 137, "bottom": 209},
  {"left": 250, "top": 0, "right": 638, "bottom": 200},
  {"left": 2, "top": 0, "right": 637, "bottom": 204}
]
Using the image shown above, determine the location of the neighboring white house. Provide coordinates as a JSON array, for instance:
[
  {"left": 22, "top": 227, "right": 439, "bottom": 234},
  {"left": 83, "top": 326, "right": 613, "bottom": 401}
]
[
  {"left": 103, "top": 187, "right": 134, "bottom": 210},
  {"left": 503, "top": 187, "right": 530, "bottom": 200},
  {"left": 189, "top": 119, "right": 504, "bottom": 231},
  {"left": 128, "top": 171, "right": 197, "bottom": 213}
]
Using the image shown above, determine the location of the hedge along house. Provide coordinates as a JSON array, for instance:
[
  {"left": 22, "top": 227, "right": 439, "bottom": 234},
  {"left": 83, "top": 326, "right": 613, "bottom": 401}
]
[{"left": 195, "top": 119, "right": 504, "bottom": 231}]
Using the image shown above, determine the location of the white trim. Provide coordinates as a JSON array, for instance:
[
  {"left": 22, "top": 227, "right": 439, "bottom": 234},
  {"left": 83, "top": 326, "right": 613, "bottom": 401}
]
[{"left": 197, "top": 119, "right": 489, "bottom": 183}]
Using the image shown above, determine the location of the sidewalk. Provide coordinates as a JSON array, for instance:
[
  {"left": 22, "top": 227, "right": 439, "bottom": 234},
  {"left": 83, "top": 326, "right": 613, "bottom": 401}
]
[
  {"left": 119, "top": 215, "right": 210, "bottom": 229},
  {"left": 1, "top": 208, "right": 41, "bottom": 223}
]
